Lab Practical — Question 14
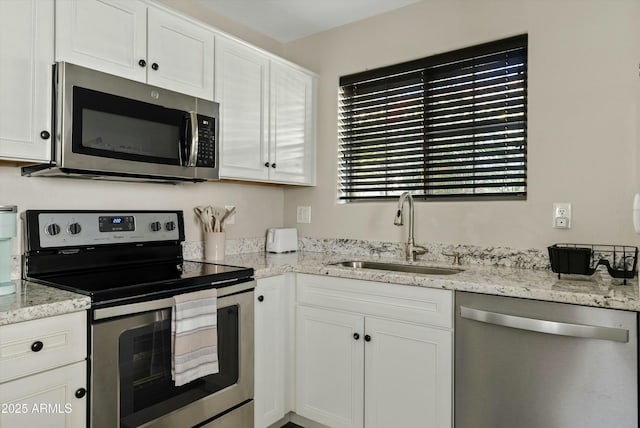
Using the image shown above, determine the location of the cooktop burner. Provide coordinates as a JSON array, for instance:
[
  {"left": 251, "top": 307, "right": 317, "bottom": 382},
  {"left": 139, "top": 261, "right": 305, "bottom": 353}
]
[{"left": 28, "top": 260, "right": 253, "bottom": 305}]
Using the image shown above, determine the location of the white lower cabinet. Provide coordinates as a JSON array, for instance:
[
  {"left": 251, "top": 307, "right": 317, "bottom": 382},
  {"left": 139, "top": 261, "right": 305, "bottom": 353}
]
[
  {"left": 254, "top": 274, "right": 295, "bottom": 428},
  {"left": 0, "top": 361, "right": 87, "bottom": 428},
  {"left": 296, "top": 305, "right": 365, "bottom": 428},
  {"left": 0, "top": 311, "right": 87, "bottom": 428},
  {"left": 364, "top": 317, "right": 452, "bottom": 428},
  {"left": 295, "top": 274, "right": 453, "bottom": 428}
]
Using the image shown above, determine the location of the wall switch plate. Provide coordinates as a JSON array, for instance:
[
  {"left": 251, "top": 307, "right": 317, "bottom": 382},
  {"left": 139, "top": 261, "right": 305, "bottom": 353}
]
[
  {"left": 297, "top": 206, "right": 311, "bottom": 224},
  {"left": 553, "top": 203, "right": 571, "bottom": 229},
  {"left": 224, "top": 205, "right": 235, "bottom": 225}
]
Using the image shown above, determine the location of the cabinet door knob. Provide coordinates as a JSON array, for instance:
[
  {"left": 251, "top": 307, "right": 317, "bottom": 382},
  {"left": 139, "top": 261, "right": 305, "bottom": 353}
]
[
  {"left": 152, "top": 62, "right": 159, "bottom": 71},
  {"left": 40, "top": 130, "right": 50, "bottom": 140},
  {"left": 257, "top": 295, "right": 264, "bottom": 302},
  {"left": 364, "top": 335, "right": 372, "bottom": 342},
  {"left": 271, "top": 163, "right": 276, "bottom": 168},
  {"left": 75, "top": 388, "right": 87, "bottom": 399},
  {"left": 138, "top": 59, "right": 146, "bottom": 67},
  {"left": 353, "top": 333, "right": 360, "bottom": 340},
  {"left": 31, "top": 341, "right": 44, "bottom": 352},
  {"left": 264, "top": 162, "right": 270, "bottom": 167}
]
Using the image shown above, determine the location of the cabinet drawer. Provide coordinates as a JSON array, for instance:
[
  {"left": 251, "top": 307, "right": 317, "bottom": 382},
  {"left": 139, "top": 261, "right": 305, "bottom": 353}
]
[
  {"left": 0, "top": 311, "right": 87, "bottom": 382},
  {"left": 296, "top": 274, "right": 452, "bottom": 329}
]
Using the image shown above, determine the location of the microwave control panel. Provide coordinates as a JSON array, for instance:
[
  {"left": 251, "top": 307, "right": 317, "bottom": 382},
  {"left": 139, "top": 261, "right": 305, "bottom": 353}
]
[{"left": 196, "top": 115, "right": 216, "bottom": 168}]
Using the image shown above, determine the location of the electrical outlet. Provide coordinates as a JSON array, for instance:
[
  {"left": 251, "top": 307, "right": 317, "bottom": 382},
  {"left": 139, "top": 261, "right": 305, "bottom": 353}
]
[
  {"left": 224, "top": 205, "right": 235, "bottom": 225},
  {"left": 552, "top": 203, "right": 571, "bottom": 229},
  {"left": 297, "top": 206, "right": 311, "bottom": 224}
]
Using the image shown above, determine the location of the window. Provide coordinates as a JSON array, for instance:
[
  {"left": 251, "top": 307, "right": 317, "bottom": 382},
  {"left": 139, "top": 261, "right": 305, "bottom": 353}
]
[{"left": 338, "top": 35, "right": 527, "bottom": 202}]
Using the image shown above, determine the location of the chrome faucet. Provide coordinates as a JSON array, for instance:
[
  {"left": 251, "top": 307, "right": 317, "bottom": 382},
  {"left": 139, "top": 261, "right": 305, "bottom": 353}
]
[{"left": 394, "top": 192, "right": 427, "bottom": 261}]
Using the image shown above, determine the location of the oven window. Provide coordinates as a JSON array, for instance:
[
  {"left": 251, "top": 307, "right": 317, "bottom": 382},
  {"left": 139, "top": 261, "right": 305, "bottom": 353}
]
[
  {"left": 118, "top": 305, "right": 239, "bottom": 428},
  {"left": 72, "top": 86, "right": 186, "bottom": 166}
]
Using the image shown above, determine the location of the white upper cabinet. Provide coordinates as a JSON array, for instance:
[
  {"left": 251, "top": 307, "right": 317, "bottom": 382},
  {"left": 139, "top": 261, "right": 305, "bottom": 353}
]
[
  {"left": 55, "top": 0, "right": 147, "bottom": 83},
  {"left": 0, "top": 0, "right": 54, "bottom": 162},
  {"left": 216, "top": 36, "right": 270, "bottom": 181},
  {"left": 56, "top": 0, "right": 214, "bottom": 100},
  {"left": 216, "top": 37, "right": 316, "bottom": 186},
  {"left": 146, "top": 7, "right": 214, "bottom": 98},
  {"left": 269, "top": 61, "right": 316, "bottom": 185}
]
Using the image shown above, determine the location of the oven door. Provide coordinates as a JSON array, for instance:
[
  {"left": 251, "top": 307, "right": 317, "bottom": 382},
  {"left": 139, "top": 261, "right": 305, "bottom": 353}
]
[{"left": 90, "top": 281, "right": 254, "bottom": 428}]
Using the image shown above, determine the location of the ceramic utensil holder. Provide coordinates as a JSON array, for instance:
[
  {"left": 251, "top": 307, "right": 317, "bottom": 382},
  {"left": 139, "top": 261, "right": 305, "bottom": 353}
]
[
  {"left": 0, "top": 205, "right": 17, "bottom": 295},
  {"left": 204, "top": 232, "right": 225, "bottom": 261}
]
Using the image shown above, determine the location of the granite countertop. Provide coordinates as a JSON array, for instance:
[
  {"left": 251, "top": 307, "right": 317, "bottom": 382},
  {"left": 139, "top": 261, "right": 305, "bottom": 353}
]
[
  {"left": 220, "top": 251, "right": 640, "bottom": 312},
  {"left": 0, "top": 280, "right": 91, "bottom": 326},
  {"left": 3, "top": 248, "right": 638, "bottom": 327}
]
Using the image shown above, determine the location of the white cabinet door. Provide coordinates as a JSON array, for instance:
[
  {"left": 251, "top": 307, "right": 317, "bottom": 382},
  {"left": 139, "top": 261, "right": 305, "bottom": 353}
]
[
  {"left": 55, "top": 0, "right": 147, "bottom": 82},
  {"left": 254, "top": 276, "right": 288, "bottom": 428},
  {"left": 269, "top": 62, "right": 316, "bottom": 185},
  {"left": 0, "top": 361, "right": 87, "bottom": 428},
  {"left": 147, "top": 7, "right": 214, "bottom": 99},
  {"left": 364, "top": 317, "right": 452, "bottom": 428},
  {"left": 296, "top": 305, "right": 364, "bottom": 428},
  {"left": 0, "top": 0, "right": 53, "bottom": 162},
  {"left": 216, "top": 37, "right": 270, "bottom": 181}
]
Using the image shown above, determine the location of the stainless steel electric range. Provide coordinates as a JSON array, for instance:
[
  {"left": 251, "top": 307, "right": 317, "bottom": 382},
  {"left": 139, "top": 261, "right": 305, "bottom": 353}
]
[{"left": 22, "top": 210, "right": 255, "bottom": 428}]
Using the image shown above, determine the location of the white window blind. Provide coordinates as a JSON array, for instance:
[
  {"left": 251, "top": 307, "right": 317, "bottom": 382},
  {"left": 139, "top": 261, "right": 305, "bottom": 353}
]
[{"left": 338, "top": 35, "right": 527, "bottom": 202}]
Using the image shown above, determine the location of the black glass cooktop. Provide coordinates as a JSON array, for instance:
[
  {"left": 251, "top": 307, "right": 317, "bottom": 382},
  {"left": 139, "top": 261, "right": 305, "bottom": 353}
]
[{"left": 27, "top": 261, "right": 253, "bottom": 306}]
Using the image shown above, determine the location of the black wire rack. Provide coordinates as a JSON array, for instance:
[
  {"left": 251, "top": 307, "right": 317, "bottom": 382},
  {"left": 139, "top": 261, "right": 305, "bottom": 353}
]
[{"left": 548, "top": 244, "right": 638, "bottom": 284}]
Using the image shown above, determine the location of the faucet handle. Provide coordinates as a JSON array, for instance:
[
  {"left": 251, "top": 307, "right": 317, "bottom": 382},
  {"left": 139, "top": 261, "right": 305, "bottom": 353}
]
[
  {"left": 443, "top": 252, "right": 462, "bottom": 265},
  {"left": 413, "top": 245, "right": 427, "bottom": 255}
]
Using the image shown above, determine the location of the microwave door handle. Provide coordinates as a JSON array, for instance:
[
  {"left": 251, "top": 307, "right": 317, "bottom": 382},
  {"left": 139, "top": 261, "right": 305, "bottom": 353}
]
[{"left": 187, "top": 111, "right": 199, "bottom": 167}]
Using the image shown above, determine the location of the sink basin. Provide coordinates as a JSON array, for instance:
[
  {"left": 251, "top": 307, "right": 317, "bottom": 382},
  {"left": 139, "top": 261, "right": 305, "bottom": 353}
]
[{"left": 331, "top": 261, "right": 463, "bottom": 275}]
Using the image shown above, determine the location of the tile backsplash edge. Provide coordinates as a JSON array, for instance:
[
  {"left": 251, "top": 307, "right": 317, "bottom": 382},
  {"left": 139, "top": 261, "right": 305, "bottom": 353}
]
[
  {"left": 185, "top": 236, "right": 550, "bottom": 270},
  {"left": 12, "top": 236, "right": 551, "bottom": 279}
]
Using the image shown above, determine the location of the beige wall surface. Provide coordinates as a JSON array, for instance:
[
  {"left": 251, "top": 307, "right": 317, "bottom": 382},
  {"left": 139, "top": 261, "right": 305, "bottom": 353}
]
[
  {"left": 0, "top": 166, "right": 283, "bottom": 255},
  {"left": 282, "top": 0, "right": 640, "bottom": 251}
]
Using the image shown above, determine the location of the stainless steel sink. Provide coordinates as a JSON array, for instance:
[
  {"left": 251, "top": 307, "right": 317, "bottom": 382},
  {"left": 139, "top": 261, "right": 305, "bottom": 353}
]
[{"left": 331, "top": 261, "right": 463, "bottom": 275}]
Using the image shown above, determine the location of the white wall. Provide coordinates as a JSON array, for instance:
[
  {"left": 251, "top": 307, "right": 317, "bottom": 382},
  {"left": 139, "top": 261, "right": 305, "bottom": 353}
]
[{"left": 282, "top": 0, "right": 640, "bottom": 251}]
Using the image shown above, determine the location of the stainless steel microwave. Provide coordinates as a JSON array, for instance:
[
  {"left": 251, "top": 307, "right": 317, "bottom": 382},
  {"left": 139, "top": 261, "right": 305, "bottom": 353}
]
[{"left": 23, "top": 62, "right": 219, "bottom": 183}]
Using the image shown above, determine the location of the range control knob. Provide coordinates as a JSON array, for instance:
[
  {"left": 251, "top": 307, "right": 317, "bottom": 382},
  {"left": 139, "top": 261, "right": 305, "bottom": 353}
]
[
  {"left": 68, "top": 222, "right": 82, "bottom": 235},
  {"left": 165, "top": 221, "right": 176, "bottom": 231},
  {"left": 45, "top": 223, "right": 61, "bottom": 236},
  {"left": 150, "top": 221, "right": 162, "bottom": 232}
]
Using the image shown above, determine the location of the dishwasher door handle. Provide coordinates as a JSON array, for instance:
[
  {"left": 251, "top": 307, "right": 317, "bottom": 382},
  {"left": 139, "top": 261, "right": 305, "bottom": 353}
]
[{"left": 460, "top": 306, "right": 629, "bottom": 343}]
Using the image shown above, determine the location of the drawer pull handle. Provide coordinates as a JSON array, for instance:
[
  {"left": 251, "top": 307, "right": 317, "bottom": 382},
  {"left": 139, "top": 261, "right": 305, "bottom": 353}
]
[
  {"left": 31, "top": 341, "right": 44, "bottom": 352},
  {"left": 353, "top": 333, "right": 360, "bottom": 340},
  {"left": 75, "top": 388, "right": 86, "bottom": 399}
]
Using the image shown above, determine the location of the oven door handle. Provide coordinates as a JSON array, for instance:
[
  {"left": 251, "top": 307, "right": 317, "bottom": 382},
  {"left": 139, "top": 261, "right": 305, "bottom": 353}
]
[{"left": 93, "top": 279, "right": 255, "bottom": 321}]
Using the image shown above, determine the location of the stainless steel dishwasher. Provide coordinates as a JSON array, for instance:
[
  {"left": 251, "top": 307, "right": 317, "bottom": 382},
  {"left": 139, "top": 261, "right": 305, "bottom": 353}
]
[{"left": 455, "top": 291, "right": 638, "bottom": 428}]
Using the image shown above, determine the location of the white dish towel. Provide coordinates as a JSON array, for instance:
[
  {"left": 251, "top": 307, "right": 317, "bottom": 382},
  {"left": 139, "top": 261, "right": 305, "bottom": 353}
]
[{"left": 171, "top": 288, "right": 219, "bottom": 386}]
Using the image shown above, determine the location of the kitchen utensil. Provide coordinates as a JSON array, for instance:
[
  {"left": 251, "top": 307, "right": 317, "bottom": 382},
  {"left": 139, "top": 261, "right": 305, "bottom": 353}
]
[
  {"left": 194, "top": 206, "right": 212, "bottom": 232},
  {"left": 210, "top": 206, "right": 226, "bottom": 232},
  {"left": 220, "top": 206, "right": 236, "bottom": 225}
]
